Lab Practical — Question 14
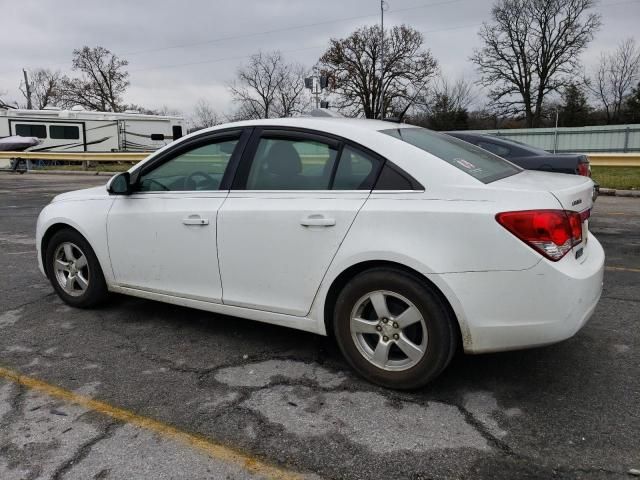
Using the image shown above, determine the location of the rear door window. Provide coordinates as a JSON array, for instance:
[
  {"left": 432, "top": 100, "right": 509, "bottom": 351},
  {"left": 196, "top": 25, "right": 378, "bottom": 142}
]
[
  {"left": 245, "top": 137, "right": 338, "bottom": 190},
  {"left": 333, "top": 146, "right": 380, "bottom": 190},
  {"left": 382, "top": 127, "right": 521, "bottom": 183}
]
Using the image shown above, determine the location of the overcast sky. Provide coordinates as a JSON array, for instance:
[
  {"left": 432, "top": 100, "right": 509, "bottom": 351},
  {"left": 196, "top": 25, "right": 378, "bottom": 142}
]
[{"left": 2, "top": 0, "right": 639, "bottom": 119}]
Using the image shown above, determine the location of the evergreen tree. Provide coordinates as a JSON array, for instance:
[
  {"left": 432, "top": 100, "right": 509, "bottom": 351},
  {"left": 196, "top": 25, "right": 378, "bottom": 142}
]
[
  {"left": 559, "top": 83, "right": 592, "bottom": 127},
  {"left": 624, "top": 81, "right": 640, "bottom": 123}
]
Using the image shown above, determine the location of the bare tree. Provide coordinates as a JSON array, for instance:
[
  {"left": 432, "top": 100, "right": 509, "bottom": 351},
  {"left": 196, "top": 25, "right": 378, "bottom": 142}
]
[
  {"left": 58, "top": 46, "right": 129, "bottom": 112},
  {"left": 229, "top": 51, "right": 308, "bottom": 120},
  {"left": 0, "top": 89, "right": 9, "bottom": 108},
  {"left": 587, "top": 38, "right": 640, "bottom": 124},
  {"left": 156, "top": 105, "right": 182, "bottom": 117},
  {"left": 19, "top": 69, "right": 61, "bottom": 109},
  {"left": 428, "top": 76, "right": 475, "bottom": 112},
  {"left": 319, "top": 25, "right": 438, "bottom": 118},
  {"left": 411, "top": 76, "right": 476, "bottom": 130},
  {"left": 274, "top": 62, "right": 309, "bottom": 117},
  {"left": 191, "top": 99, "right": 220, "bottom": 130},
  {"left": 471, "top": 0, "right": 600, "bottom": 127}
]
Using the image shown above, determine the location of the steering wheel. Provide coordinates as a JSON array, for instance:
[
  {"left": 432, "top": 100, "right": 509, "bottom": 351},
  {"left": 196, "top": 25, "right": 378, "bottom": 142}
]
[
  {"left": 185, "top": 171, "right": 218, "bottom": 190},
  {"left": 145, "top": 178, "right": 170, "bottom": 191}
]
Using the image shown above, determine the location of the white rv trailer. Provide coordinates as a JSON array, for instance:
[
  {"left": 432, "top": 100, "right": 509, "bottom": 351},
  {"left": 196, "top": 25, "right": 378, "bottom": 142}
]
[{"left": 0, "top": 107, "right": 184, "bottom": 152}]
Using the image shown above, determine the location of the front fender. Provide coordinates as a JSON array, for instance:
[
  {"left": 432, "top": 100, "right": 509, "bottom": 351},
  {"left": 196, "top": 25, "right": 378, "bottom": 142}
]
[{"left": 36, "top": 198, "right": 115, "bottom": 283}]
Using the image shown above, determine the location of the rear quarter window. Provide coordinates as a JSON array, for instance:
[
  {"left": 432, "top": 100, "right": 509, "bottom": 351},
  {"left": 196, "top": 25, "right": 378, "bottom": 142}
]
[{"left": 382, "top": 127, "right": 521, "bottom": 183}]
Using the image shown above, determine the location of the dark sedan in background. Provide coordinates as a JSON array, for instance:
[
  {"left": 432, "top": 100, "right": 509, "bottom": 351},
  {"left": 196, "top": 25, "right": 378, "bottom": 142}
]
[{"left": 446, "top": 132, "right": 592, "bottom": 177}]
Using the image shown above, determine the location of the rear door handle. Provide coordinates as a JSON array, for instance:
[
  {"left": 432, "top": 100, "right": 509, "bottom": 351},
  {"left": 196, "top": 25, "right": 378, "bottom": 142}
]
[
  {"left": 300, "top": 214, "right": 335, "bottom": 227},
  {"left": 182, "top": 215, "right": 209, "bottom": 226}
]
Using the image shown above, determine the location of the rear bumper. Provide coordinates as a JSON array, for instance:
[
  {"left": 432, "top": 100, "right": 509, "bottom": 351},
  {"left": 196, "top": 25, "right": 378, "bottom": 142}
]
[{"left": 439, "top": 235, "right": 605, "bottom": 354}]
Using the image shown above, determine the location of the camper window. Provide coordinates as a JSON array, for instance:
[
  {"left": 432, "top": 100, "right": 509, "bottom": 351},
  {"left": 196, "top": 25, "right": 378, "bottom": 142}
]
[
  {"left": 50, "top": 125, "right": 80, "bottom": 140},
  {"left": 15, "top": 124, "right": 47, "bottom": 138}
]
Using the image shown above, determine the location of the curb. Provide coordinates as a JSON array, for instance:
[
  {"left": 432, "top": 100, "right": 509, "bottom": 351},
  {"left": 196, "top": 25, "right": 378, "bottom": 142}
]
[{"left": 599, "top": 188, "right": 640, "bottom": 198}]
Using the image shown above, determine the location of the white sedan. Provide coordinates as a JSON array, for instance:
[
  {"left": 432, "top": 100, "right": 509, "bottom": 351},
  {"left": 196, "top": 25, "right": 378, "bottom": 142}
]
[{"left": 36, "top": 118, "right": 604, "bottom": 389}]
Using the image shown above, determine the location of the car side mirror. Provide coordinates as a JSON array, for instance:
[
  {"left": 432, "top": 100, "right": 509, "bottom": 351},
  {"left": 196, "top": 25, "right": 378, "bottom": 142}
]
[{"left": 107, "top": 172, "right": 132, "bottom": 195}]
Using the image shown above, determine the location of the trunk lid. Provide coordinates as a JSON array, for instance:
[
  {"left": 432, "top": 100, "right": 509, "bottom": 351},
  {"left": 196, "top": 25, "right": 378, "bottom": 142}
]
[
  {"left": 491, "top": 170, "right": 596, "bottom": 261},
  {"left": 492, "top": 170, "right": 595, "bottom": 211}
]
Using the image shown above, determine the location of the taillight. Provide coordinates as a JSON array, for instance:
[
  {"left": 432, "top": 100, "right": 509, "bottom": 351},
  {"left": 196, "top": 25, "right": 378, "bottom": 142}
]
[
  {"left": 496, "top": 210, "right": 583, "bottom": 261},
  {"left": 577, "top": 160, "right": 590, "bottom": 177}
]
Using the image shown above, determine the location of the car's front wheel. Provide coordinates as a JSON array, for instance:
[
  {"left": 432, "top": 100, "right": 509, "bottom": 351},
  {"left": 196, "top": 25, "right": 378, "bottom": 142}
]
[
  {"left": 333, "top": 268, "right": 457, "bottom": 389},
  {"left": 45, "top": 228, "right": 109, "bottom": 308}
]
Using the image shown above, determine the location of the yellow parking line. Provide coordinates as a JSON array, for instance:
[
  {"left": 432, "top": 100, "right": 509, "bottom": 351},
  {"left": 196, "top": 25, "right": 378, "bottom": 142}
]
[
  {"left": 0, "top": 365, "right": 303, "bottom": 480},
  {"left": 606, "top": 266, "right": 640, "bottom": 273}
]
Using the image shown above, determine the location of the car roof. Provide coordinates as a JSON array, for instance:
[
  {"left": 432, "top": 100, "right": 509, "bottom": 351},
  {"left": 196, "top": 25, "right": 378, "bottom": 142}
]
[{"left": 200, "top": 117, "right": 410, "bottom": 135}]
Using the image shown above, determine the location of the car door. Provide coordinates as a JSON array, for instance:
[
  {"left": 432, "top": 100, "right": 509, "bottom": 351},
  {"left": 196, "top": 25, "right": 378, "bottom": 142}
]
[
  {"left": 107, "top": 129, "right": 249, "bottom": 302},
  {"left": 217, "top": 128, "right": 382, "bottom": 317}
]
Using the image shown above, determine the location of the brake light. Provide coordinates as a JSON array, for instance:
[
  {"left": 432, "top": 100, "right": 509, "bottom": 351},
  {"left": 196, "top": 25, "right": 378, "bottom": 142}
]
[
  {"left": 496, "top": 210, "right": 583, "bottom": 261},
  {"left": 577, "top": 161, "right": 590, "bottom": 177}
]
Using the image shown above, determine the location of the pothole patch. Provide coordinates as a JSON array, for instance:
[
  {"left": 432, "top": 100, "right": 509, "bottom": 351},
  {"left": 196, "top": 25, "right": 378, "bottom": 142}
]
[{"left": 242, "top": 385, "right": 490, "bottom": 453}]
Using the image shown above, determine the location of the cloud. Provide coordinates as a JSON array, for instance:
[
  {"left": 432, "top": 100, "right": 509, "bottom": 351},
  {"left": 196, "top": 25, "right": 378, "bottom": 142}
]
[{"left": 2, "top": 0, "right": 638, "bottom": 116}]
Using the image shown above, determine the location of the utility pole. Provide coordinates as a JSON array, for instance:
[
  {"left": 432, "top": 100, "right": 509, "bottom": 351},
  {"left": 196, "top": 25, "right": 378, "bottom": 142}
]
[
  {"left": 305, "top": 68, "right": 329, "bottom": 110},
  {"left": 378, "top": 0, "right": 386, "bottom": 120},
  {"left": 22, "top": 69, "right": 33, "bottom": 110},
  {"left": 313, "top": 67, "right": 320, "bottom": 109},
  {"left": 553, "top": 108, "right": 559, "bottom": 153}
]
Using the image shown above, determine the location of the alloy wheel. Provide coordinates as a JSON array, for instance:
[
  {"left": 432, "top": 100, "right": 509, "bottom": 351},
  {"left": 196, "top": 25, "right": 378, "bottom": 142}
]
[
  {"left": 349, "top": 290, "right": 428, "bottom": 371},
  {"left": 53, "top": 241, "right": 90, "bottom": 297}
]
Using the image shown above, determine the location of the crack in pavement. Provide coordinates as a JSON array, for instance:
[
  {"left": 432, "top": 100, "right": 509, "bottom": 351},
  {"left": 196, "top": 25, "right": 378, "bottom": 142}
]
[
  {"left": 0, "top": 292, "right": 56, "bottom": 314},
  {"left": 0, "top": 383, "right": 26, "bottom": 431},
  {"left": 51, "top": 421, "right": 120, "bottom": 480}
]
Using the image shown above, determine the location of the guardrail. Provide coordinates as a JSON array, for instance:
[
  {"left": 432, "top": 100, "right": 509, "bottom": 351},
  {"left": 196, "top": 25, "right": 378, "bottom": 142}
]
[
  {"left": 0, "top": 151, "right": 149, "bottom": 162},
  {"left": 0, "top": 151, "right": 639, "bottom": 167},
  {"left": 585, "top": 153, "right": 640, "bottom": 167}
]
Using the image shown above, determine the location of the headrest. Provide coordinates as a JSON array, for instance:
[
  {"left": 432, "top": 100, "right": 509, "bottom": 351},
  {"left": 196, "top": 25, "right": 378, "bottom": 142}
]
[{"left": 264, "top": 142, "right": 302, "bottom": 176}]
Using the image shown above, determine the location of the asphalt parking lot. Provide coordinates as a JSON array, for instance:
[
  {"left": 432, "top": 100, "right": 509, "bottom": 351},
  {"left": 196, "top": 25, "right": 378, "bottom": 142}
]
[{"left": 0, "top": 172, "right": 638, "bottom": 480}]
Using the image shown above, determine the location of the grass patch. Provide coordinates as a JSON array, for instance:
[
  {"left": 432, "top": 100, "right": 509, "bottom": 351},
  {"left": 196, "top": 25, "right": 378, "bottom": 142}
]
[{"left": 591, "top": 166, "right": 640, "bottom": 190}]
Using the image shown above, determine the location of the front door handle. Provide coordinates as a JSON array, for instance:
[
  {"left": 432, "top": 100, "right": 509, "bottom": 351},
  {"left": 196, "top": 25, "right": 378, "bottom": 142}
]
[
  {"left": 182, "top": 215, "right": 209, "bottom": 226},
  {"left": 300, "top": 214, "right": 336, "bottom": 227}
]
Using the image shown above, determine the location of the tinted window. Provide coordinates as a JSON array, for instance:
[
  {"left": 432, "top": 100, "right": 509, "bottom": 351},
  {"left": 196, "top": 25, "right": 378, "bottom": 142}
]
[
  {"left": 172, "top": 125, "right": 183, "bottom": 139},
  {"left": 138, "top": 138, "right": 238, "bottom": 192},
  {"left": 477, "top": 141, "right": 510, "bottom": 157},
  {"left": 50, "top": 125, "right": 80, "bottom": 140},
  {"left": 246, "top": 137, "right": 338, "bottom": 190},
  {"left": 333, "top": 146, "right": 378, "bottom": 190},
  {"left": 15, "top": 124, "right": 47, "bottom": 138},
  {"left": 382, "top": 127, "right": 521, "bottom": 183},
  {"left": 375, "top": 164, "right": 414, "bottom": 190}
]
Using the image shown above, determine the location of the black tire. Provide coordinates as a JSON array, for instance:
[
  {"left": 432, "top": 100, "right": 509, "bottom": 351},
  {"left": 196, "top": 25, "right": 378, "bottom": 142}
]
[
  {"left": 45, "top": 228, "right": 109, "bottom": 308},
  {"left": 333, "top": 267, "right": 457, "bottom": 390}
]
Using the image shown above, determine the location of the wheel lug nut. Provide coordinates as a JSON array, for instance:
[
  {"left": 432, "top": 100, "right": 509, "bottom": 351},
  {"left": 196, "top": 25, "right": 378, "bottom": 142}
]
[
  {"left": 383, "top": 336, "right": 389, "bottom": 341},
  {"left": 376, "top": 325, "right": 382, "bottom": 332},
  {"left": 393, "top": 322, "right": 399, "bottom": 328},
  {"left": 382, "top": 318, "right": 388, "bottom": 323},
  {"left": 393, "top": 333, "right": 399, "bottom": 340}
]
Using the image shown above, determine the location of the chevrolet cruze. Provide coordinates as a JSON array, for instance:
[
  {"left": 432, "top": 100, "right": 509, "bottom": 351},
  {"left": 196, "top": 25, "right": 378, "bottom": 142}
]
[{"left": 36, "top": 118, "right": 604, "bottom": 389}]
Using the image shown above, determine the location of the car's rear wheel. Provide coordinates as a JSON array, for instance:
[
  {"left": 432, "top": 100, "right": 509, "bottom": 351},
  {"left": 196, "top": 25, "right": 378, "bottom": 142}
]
[
  {"left": 333, "top": 268, "right": 456, "bottom": 389},
  {"left": 45, "top": 228, "right": 109, "bottom": 308}
]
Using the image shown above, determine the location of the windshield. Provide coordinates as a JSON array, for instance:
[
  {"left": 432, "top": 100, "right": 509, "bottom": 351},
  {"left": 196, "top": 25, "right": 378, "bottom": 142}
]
[{"left": 382, "top": 127, "right": 521, "bottom": 183}]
